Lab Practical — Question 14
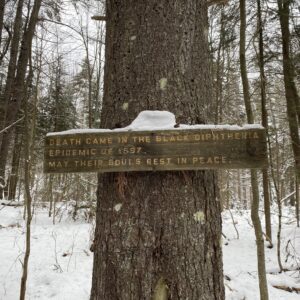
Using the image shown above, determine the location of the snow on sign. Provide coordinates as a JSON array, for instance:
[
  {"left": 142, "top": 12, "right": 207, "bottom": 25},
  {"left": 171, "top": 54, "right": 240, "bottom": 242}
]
[{"left": 44, "top": 112, "right": 267, "bottom": 173}]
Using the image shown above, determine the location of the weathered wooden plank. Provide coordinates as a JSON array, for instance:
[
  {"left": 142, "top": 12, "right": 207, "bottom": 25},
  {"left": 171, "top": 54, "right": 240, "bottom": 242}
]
[{"left": 44, "top": 127, "right": 268, "bottom": 173}]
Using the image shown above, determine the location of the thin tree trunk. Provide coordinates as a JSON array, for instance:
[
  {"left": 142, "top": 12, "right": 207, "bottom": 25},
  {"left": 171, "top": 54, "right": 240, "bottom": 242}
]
[
  {"left": 215, "top": 9, "right": 225, "bottom": 124},
  {"left": 88, "top": 63, "right": 93, "bottom": 128},
  {"left": 91, "top": 1, "right": 224, "bottom": 299},
  {"left": 0, "top": 0, "right": 25, "bottom": 194},
  {"left": 19, "top": 117, "right": 31, "bottom": 300},
  {"left": 289, "top": 171, "right": 294, "bottom": 206},
  {"left": 262, "top": 170, "right": 272, "bottom": 245},
  {"left": 257, "top": 0, "right": 272, "bottom": 245},
  {"left": 296, "top": 177, "right": 299, "bottom": 227},
  {"left": 94, "top": 24, "right": 104, "bottom": 124},
  {"left": 237, "top": 170, "right": 242, "bottom": 207},
  {"left": 275, "top": 106, "right": 284, "bottom": 272},
  {"left": 19, "top": 61, "right": 33, "bottom": 300},
  {"left": 277, "top": 0, "right": 300, "bottom": 180},
  {"left": 48, "top": 175, "right": 53, "bottom": 218},
  {"left": 0, "top": 0, "right": 6, "bottom": 53},
  {"left": 7, "top": 123, "right": 23, "bottom": 200},
  {"left": 250, "top": 170, "right": 270, "bottom": 294},
  {"left": 0, "top": 0, "right": 42, "bottom": 198},
  {"left": 239, "top": 0, "right": 253, "bottom": 123},
  {"left": 52, "top": 177, "right": 56, "bottom": 225},
  {"left": 28, "top": 40, "right": 42, "bottom": 182},
  {"left": 80, "top": 22, "right": 94, "bottom": 129},
  {"left": 8, "top": 38, "right": 40, "bottom": 201},
  {"left": 226, "top": 175, "right": 230, "bottom": 209},
  {"left": 269, "top": 101, "right": 284, "bottom": 272},
  {"left": 0, "top": 0, "right": 24, "bottom": 130},
  {"left": 239, "top": 0, "right": 269, "bottom": 298},
  {"left": 0, "top": 0, "right": 12, "bottom": 67},
  {"left": 276, "top": 195, "right": 283, "bottom": 272}
]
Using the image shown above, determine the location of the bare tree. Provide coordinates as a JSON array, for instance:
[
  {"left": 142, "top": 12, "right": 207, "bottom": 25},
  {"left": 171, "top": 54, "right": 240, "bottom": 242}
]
[
  {"left": 277, "top": 0, "right": 300, "bottom": 180},
  {"left": 0, "top": 0, "right": 42, "bottom": 198},
  {"left": 239, "top": 0, "right": 269, "bottom": 298},
  {"left": 19, "top": 54, "right": 34, "bottom": 300},
  {"left": 256, "top": 0, "right": 272, "bottom": 245}
]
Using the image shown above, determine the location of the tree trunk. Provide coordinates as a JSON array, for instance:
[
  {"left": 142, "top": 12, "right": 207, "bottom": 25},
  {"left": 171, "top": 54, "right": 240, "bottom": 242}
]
[
  {"left": 19, "top": 75, "right": 32, "bottom": 300},
  {"left": 0, "top": 0, "right": 41, "bottom": 198},
  {"left": 237, "top": 170, "right": 242, "bottom": 207},
  {"left": 269, "top": 106, "right": 284, "bottom": 271},
  {"left": 0, "top": 1, "right": 11, "bottom": 67},
  {"left": 239, "top": 0, "right": 269, "bottom": 298},
  {"left": 8, "top": 39, "right": 37, "bottom": 201},
  {"left": 90, "top": 1, "right": 224, "bottom": 299},
  {"left": 7, "top": 123, "right": 23, "bottom": 200},
  {"left": 277, "top": 0, "right": 300, "bottom": 180},
  {"left": 215, "top": 9, "right": 225, "bottom": 124},
  {"left": 257, "top": 0, "right": 272, "bottom": 245},
  {"left": 239, "top": 0, "right": 253, "bottom": 124},
  {"left": 262, "top": 170, "right": 272, "bottom": 244},
  {"left": 0, "top": 0, "right": 6, "bottom": 53},
  {"left": 48, "top": 175, "right": 53, "bottom": 217},
  {"left": 296, "top": 177, "right": 299, "bottom": 227},
  {"left": 94, "top": 24, "right": 104, "bottom": 126},
  {"left": 0, "top": 0, "right": 25, "bottom": 192},
  {"left": 0, "top": 0, "right": 24, "bottom": 131}
]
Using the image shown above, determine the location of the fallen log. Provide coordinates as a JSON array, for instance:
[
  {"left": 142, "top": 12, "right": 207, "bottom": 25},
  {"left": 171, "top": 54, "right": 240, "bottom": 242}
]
[{"left": 273, "top": 285, "right": 300, "bottom": 293}]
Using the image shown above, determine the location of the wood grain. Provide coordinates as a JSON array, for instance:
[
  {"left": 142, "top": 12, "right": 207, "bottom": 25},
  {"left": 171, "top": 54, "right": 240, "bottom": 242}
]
[{"left": 44, "top": 128, "right": 267, "bottom": 173}]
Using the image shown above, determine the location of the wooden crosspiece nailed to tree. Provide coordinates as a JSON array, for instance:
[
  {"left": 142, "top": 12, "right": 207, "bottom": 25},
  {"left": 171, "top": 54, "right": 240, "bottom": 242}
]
[{"left": 44, "top": 111, "right": 267, "bottom": 174}]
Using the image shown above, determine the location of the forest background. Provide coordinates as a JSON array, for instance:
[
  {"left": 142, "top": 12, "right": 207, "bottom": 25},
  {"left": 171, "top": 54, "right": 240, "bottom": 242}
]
[{"left": 0, "top": 0, "right": 299, "bottom": 299}]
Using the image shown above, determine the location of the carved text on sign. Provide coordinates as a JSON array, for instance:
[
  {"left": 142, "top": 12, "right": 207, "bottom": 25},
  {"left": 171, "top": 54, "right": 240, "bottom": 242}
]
[{"left": 44, "top": 127, "right": 267, "bottom": 173}]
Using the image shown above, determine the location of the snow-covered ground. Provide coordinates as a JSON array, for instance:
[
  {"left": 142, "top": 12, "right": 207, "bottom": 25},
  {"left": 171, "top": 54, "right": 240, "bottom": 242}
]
[
  {"left": 222, "top": 209, "right": 300, "bottom": 299},
  {"left": 0, "top": 204, "right": 299, "bottom": 300},
  {"left": 0, "top": 204, "right": 93, "bottom": 300}
]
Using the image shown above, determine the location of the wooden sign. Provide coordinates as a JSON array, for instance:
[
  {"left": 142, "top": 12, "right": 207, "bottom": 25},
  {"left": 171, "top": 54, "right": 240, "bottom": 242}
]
[{"left": 44, "top": 127, "right": 267, "bottom": 173}]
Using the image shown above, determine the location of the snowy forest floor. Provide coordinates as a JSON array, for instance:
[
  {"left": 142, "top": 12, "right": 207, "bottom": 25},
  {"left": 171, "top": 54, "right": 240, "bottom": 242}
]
[{"left": 0, "top": 203, "right": 299, "bottom": 300}]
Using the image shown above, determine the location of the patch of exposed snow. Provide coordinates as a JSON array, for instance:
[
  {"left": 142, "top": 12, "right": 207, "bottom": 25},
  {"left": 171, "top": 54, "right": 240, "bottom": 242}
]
[
  {"left": 124, "top": 110, "right": 175, "bottom": 130},
  {"left": 0, "top": 206, "right": 300, "bottom": 299},
  {"left": 47, "top": 110, "right": 264, "bottom": 136}
]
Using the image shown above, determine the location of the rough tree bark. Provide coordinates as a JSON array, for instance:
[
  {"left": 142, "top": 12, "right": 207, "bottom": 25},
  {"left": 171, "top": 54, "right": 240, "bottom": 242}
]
[{"left": 90, "top": 1, "right": 224, "bottom": 299}]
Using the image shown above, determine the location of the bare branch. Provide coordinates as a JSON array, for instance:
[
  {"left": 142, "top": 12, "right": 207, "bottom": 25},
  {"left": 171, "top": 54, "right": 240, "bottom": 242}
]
[
  {"left": 0, "top": 116, "right": 24, "bottom": 135},
  {"left": 91, "top": 16, "right": 106, "bottom": 21}
]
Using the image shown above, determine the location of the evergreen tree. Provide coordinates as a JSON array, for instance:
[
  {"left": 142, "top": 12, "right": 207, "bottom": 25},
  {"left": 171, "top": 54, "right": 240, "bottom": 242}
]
[
  {"left": 38, "top": 56, "right": 76, "bottom": 135},
  {"left": 72, "top": 56, "right": 101, "bottom": 128}
]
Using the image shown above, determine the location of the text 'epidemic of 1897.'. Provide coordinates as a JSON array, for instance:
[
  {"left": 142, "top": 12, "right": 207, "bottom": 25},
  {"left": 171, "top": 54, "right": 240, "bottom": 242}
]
[{"left": 44, "top": 128, "right": 267, "bottom": 173}]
